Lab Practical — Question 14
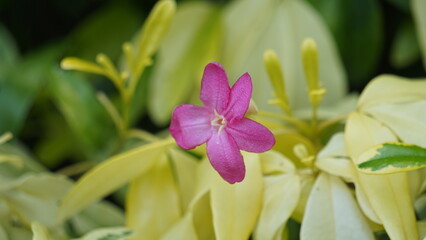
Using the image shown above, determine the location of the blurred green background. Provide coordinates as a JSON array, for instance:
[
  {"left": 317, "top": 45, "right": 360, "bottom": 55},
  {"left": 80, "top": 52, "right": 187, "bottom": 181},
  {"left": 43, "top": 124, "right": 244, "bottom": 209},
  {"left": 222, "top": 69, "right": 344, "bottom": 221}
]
[{"left": 0, "top": 0, "right": 424, "bottom": 171}]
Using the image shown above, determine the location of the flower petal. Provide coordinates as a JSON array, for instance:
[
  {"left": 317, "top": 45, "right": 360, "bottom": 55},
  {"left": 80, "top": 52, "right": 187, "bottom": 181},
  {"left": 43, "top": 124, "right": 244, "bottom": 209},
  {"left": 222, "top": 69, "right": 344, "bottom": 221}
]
[
  {"left": 224, "top": 73, "right": 252, "bottom": 120},
  {"left": 227, "top": 118, "right": 275, "bottom": 153},
  {"left": 170, "top": 104, "right": 213, "bottom": 149},
  {"left": 200, "top": 62, "right": 231, "bottom": 112},
  {"left": 206, "top": 131, "right": 245, "bottom": 184}
]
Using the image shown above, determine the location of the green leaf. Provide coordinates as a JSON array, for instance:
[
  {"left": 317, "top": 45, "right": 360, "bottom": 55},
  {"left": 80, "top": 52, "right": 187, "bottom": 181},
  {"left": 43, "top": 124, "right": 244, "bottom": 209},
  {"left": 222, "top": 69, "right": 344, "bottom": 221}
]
[
  {"left": 73, "top": 227, "right": 132, "bottom": 240},
  {"left": 0, "top": 143, "right": 46, "bottom": 178},
  {"left": 307, "top": 0, "right": 383, "bottom": 86},
  {"left": 412, "top": 0, "right": 426, "bottom": 71},
  {"left": 0, "top": 224, "right": 8, "bottom": 240},
  {"left": 65, "top": 3, "right": 142, "bottom": 61},
  {"left": 70, "top": 201, "right": 125, "bottom": 237},
  {"left": 58, "top": 138, "right": 174, "bottom": 222},
  {"left": 390, "top": 20, "right": 421, "bottom": 69},
  {"left": 33, "top": 113, "right": 78, "bottom": 168},
  {"left": 386, "top": 0, "right": 410, "bottom": 12},
  {"left": 0, "top": 45, "right": 61, "bottom": 134},
  {"left": 1, "top": 174, "right": 72, "bottom": 227},
  {"left": 48, "top": 68, "right": 116, "bottom": 160},
  {"left": 0, "top": 24, "right": 19, "bottom": 78},
  {"left": 358, "top": 143, "right": 426, "bottom": 174}
]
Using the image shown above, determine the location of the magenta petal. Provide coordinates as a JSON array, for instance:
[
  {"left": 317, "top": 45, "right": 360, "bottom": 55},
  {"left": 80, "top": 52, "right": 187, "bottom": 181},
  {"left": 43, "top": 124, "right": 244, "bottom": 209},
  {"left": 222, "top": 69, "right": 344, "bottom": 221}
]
[
  {"left": 200, "top": 62, "right": 231, "bottom": 113},
  {"left": 170, "top": 104, "right": 213, "bottom": 150},
  {"left": 206, "top": 131, "right": 245, "bottom": 184},
  {"left": 223, "top": 73, "right": 252, "bottom": 120},
  {"left": 226, "top": 118, "right": 275, "bottom": 153}
]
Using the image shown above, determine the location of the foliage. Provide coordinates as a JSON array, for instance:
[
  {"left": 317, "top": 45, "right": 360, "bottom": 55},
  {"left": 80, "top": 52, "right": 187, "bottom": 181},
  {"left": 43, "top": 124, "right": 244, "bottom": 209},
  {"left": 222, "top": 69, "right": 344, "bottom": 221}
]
[{"left": 0, "top": 0, "right": 425, "bottom": 240}]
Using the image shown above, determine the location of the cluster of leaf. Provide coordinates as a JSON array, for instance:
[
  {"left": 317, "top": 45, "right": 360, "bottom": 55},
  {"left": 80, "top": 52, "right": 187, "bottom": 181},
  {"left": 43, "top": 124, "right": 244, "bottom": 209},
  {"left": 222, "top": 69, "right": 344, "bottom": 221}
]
[{"left": 0, "top": 0, "right": 426, "bottom": 240}]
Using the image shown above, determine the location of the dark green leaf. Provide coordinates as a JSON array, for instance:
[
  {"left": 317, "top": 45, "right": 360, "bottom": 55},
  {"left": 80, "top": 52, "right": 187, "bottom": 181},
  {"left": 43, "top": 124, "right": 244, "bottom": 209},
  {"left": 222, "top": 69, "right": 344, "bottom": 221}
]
[
  {"left": 386, "top": 0, "right": 410, "bottom": 12},
  {"left": 48, "top": 68, "right": 116, "bottom": 161},
  {"left": 307, "top": 0, "right": 383, "bottom": 86},
  {"left": 65, "top": 3, "right": 142, "bottom": 61},
  {"left": 0, "top": 24, "right": 19, "bottom": 78},
  {"left": 390, "top": 19, "right": 421, "bottom": 68},
  {"left": 0, "top": 45, "right": 62, "bottom": 134},
  {"left": 358, "top": 143, "right": 426, "bottom": 174}
]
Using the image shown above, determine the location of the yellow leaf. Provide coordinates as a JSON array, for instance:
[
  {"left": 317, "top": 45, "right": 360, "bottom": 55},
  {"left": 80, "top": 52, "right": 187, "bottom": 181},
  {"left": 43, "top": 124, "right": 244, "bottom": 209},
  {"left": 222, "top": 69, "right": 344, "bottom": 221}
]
[
  {"left": 300, "top": 173, "right": 374, "bottom": 240},
  {"left": 258, "top": 150, "right": 295, "bottom": 175},
  {"left": 254, "top": 173, "right": 300, "bottom": 240},
  {"left": 408, "top": 169, "right": 426, "bottom": 204},
  {"left": 272, "top": 131, "right": 316, "bottom": 168},
  {"left": 210, "top": 153, "right": 263, "bottom": 240},
  {"left": 345, "top": 112, "right": 418, "bottom": 239},
  {"left": 316, "top": 133, "right": 356, "bottom": 182},
  {"left": 134, "top": 0, "right": 176, "bottom": 76},
  {"left": 418, "top": 220, "right": 426, "bottom": 239},
  {"left": 160, "top": 213, "right": 197, "bottom": 240},
  {"left": 126, "top": 153, "right": 181, "bottom": 240},
  {"left": 358, "top": 76, "right": 426, "bottom": 147},
  {"left": 365, "top": 101, "right": 426, "bottom": 148},
  {"left": 222, "top": 0, "right": 346, "bottom": 112},
  {"left": 58, "top": 138, "right": 173, "bottom": 222},
  {"left": 291, "top": 173, "right": 315, "bottom": 222},
  {"left": 169, "top": 148, "right": 198, "bottom": 212},
  {"left": 188, "top": 157, "right": 216, "bottom": 209},
  {"left": 358, "top": 75, "right": 426, "bottom": 109},
  {"left": 31, "top": 222, "right": 51, "bottom": 240},
  {"left": 191, "top": 192, "right": 215, "bottom": 240},
  {"left": 354, "top": 181, "right": 381, "bottom": 224},
  {"left": 185, "top": 158, "right": 215, "bottom": 239},
  {"left": 148, "top": 1, "right": 221, "bottom": 124}
]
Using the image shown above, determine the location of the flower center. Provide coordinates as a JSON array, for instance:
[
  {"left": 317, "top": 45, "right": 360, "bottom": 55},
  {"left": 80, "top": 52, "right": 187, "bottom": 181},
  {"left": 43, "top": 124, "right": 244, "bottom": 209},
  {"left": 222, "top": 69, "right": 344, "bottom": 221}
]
[{"left": 211, "top": 110, "right": 227, "bottom": 134}]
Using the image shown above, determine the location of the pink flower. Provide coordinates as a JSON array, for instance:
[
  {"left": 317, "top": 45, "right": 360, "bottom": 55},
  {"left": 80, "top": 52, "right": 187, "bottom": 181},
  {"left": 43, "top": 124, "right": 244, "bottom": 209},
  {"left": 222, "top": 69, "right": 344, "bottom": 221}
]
[{"left": 170, "top": 62, "right": 275, "bottom": 184}]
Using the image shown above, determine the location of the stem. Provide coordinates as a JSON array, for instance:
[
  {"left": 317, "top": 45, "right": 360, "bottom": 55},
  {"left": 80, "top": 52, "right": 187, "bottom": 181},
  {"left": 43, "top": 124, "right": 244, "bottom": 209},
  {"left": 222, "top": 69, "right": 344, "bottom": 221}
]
[
  {"left": 97, "top": 92, "right": 126, "bottom": 136},
  {"left": 310, "top": 104, "right": 318, "bottom": 138}
]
